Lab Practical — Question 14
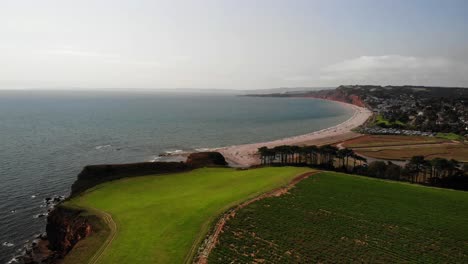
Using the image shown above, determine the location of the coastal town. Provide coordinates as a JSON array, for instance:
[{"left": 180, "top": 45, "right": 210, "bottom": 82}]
[
  {"left": 349, "top": 85, "right": 468, "bottom": 137},
  {"left": 359, "top": 127, "right": 436, "bottom": 137},
  {"left": 248, "top": 85, "right": 468, "bottom": 139}
]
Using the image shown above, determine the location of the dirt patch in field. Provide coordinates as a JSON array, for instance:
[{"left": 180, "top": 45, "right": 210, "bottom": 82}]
[{"left": 194, "top": 171, "right": 318, "bottom": 264}]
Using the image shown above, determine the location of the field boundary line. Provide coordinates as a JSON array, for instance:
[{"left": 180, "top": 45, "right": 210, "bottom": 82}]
[
  {"left": 193, "top": 170, "right": 320, "bottom": 264},
  {"left": 87, "top": 210, "right": 117, "bottom": 264},
  {"left": 348, "top": 141, "right": 459, "bottom": 149}
]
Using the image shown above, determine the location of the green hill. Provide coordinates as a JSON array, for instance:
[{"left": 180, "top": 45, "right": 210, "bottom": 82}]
[
  {"left": 61, "top": 167, "right": 312, "bottom": 264},
  {"left": 209, "top": 172, "right": 468, "bottom": 263}
]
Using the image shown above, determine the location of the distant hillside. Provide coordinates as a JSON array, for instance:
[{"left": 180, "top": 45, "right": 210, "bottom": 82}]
[
  {"left": 243, "top": 85, "right": 366, "bottom": 106},
  {"left": 240, "top": 87, "right": 334, "bottom": 95},
  {"left": 245, "top": 85, "right": 468, "bottom": 102}
]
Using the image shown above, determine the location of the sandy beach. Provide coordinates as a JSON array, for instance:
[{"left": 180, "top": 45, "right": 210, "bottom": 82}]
[{"left": 218, "top": 101, "right": 373, "bottom": 167}]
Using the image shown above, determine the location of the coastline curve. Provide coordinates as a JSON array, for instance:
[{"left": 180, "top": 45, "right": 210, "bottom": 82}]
[{"left": 218, "top": 100, "right": 372, "bottom": 166}]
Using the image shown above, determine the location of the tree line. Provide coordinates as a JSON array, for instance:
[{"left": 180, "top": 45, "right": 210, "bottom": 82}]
[
  {"left": 258, "top": 145, "right": 365, "bottom": 171},
  {"left": 258, "top": 145, "right": 468, "bottom": 191},
  {"left": 404, "top": 156, "right": 467, "bottom": 189}
]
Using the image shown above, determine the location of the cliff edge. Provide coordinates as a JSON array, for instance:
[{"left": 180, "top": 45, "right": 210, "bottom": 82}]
[{"left": 41, "top": 152, "right": 227, "bottom": 263}]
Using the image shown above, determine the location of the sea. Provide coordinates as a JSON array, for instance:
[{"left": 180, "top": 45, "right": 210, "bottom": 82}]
[{"left": 0, "top": 90, "right": 353, "bottom": 262}]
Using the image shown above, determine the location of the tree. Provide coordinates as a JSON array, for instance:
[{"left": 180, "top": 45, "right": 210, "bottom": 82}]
[
  {"left": 317, "top": 146, "right": 326, "bottom": 165},
  {"left": 351, "top": 153, "right": 365, "bottom": 171},
  {"left": 258, "top": 147, "right": 268, "bottom": 165},
  {"left": 355, "top": 155, "right": 367, "bottom": 167},
  {"left": 463, "top": 163, "right": 468, "bottom": 175},
  {"left": 342, "top": 148, "right": 355, "bottom": 170},
  {"left": 273, "top": 145, "right": 289, "bottom": 165},
  {"left": 447, "top": 159, "right": 460, "bottom": 177},
  {"left": 431, "top": 158, "right": 448, "bottom": 179},
  {"left": 421, "top": 159, "right": 432, "bottom": 183},
  {"left": 320, "top": 145, "right": 338, "bottom": 168},
  {"left": 290, "top": 145, "right": 301, "bottom": 164},
  {"left": 336, "top": 149, "right": 346, "bottom": 168},
  {"left": 368, "top": 161, "right": 387, "bottom": 178},
  {"left": 266, "top": 148, "right": 276, "bottom": 164},
  {"left": 406, "top": 156, "right": 425, "bottom": 183},
  {"left": 304, "top": 145, "right": 319, "bottom": 165},
  {"left": 385, "top": 162, "right": 402, "bottom": 180}
]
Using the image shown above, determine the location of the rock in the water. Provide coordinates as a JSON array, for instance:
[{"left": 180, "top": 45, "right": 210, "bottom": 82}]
[
  {"left": 2, "top": 242, "right": 14, "bottom": 247},
  {"left": 34, "top": 233, "right": 47, "bottom": 240},
  {"left": 33, "top": 213, "right": 48, "bottom": 219},
  {"left": 6, "top": 257, "right": 19, "bottom": 264}
]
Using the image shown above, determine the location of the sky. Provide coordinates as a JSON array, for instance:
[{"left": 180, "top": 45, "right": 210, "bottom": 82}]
[{"left": 1, "top": 0, "right": 467, "bottom": 90}]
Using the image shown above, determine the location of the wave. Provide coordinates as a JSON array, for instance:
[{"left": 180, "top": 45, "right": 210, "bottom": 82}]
[
  {"left": 194, "top": 147, "right": 218, "bottom": 152},
  {"left": 2, "top": 242, "right": 14, "bottom": 247},
  {"left": 164, "top": 149, "right": 185, "bottom": 154},
  {"left": 7, "top": 257, "right": 19, "bottom": 264},
  {"left": 32, "top": 213, "right": 48, "bottom": 219},
  {"left": 95, "top": 144, "right": 112, "bottom": 150},
  {"left": 149, "top": 156, "right": 162, "bottom": 162}
]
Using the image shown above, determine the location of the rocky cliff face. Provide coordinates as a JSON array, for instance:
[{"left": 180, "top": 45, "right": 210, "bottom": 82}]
[
  {"left": 245, "top": 87, "right": 367, "bottom": 108},
  {"left": 16, "top": 206, "right": 93, "bottom": 263},
  {"left": 46, "top": 206, "right": 92, "bottom": 257},
  {"left": 302, "top": 89, "right": 366, "bottom": 107},
  {"left": 186, "top": 152, "right": 228, "bottom": 167}
]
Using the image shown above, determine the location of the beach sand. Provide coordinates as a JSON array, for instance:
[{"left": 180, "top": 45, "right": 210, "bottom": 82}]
[{"left": 217, "top": 101, "right": 373, "bottom": 167}]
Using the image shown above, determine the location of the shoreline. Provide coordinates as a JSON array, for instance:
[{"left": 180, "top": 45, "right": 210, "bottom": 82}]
[
  {"left": 12, "top": 99, "right": 370, "bottom": 264},
  {"left": 217, "top": 100, "right": 372, "bottom": 166}
]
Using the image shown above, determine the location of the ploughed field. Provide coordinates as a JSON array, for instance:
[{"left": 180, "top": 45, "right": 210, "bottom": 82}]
[
  {"left": 209, "top": 172, "right": 468, "bottom": 263},
  {"left": 342, "top": 135, "right": 448, "bottom": 148},
  {"left": 342, "top": 135, "right": 467, "bottom": 162},
  {"left": 63, "top": 167, "right": 312, "bottom": 264}
]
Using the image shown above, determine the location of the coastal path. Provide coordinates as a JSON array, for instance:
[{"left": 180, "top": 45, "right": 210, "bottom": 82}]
[{"left": 88, "top": 210, "right": 117, "bottom": 264}]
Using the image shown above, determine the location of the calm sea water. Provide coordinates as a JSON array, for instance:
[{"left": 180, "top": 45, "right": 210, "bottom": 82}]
[{"left": 0, "top": 90, "right": 352, "bottom": 262}]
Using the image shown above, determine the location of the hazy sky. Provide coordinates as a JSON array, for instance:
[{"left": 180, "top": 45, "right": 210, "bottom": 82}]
[{"left": 1, "top": 0, "right": 468, "bottom": 90}]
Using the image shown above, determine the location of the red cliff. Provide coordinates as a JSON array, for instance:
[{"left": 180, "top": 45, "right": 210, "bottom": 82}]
[
  {"left": 303, "top": 90, "right": 365, "bottom": 107},
  {"left": 39, "top": 152, "right": 228, "bottom": 263},
  {"left": 46, "top": 206, "right": 93, "bottom": 257}
]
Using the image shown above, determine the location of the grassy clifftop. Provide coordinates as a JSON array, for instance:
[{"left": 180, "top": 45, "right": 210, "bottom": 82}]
[
  {"left": 62, "top": 167, "right": 312, "bottom": 264},
  {"left": 70, "top": 152, "right": 228, "bottom": 197}
]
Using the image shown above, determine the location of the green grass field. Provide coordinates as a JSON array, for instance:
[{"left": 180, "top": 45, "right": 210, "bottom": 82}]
[
  {"left": 63, "top": 167, "right": 312, "bottom": 264},
  {"left": 209, "top": 172, "right": 468, "bottom": 263},
  {"left": 436, "top": 132, "right": 465, "bottom": 141},
  {"left": 374, "top": 114, "right": 406, "bottom": 128}
]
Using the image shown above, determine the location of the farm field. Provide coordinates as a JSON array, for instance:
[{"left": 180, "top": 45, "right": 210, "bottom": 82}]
[
  {"left": 209, "top": 172, "right": 468, "bottom": 263},
  {"left": 341, "top": 135, "right": 467, "bottom": 162},
  {"left": 342, "top": 135, "right": 448, "bottom": 148},
  {"left": 63, "top": 167, "right": 313, "bottom": 264},
  {"left": 355, "top": 143, "right": 468, "bottom": 162}
]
